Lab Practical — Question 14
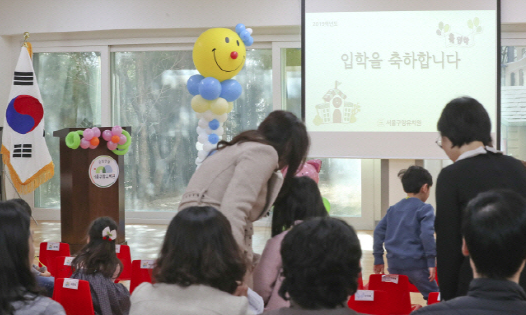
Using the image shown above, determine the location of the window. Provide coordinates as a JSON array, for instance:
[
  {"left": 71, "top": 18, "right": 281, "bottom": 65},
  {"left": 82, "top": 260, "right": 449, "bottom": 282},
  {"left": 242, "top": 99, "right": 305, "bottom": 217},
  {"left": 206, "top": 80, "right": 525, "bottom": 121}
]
[
  {"left": 501, "top": 46, "right": 526, "bottom": 159},
  {"left": 34, "top": 52, "right": 102, "bottom": 208},
  {"left": 112, "top": 49, "right": 272, "bottom": 211}
]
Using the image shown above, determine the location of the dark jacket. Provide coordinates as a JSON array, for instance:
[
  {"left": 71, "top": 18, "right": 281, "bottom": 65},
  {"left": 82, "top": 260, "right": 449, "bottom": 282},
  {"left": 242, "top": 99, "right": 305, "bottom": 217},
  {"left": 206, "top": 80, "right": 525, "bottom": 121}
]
[
  {"left": 412, "top": 278, "right": 526, "bottom": 314},
  {"left": 435, "top": 151, "right": 526, "bottom": 300}
]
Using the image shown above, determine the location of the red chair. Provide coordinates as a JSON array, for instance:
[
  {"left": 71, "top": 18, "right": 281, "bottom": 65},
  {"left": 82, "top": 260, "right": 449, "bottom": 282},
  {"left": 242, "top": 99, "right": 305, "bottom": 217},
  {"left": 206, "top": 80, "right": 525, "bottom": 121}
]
[
  {"left": 358, "top": 275, "right": 364, "bottom": 290},
  {"left": 408, "top": 282, "right": 419, "bottom": 293},
  {"left": 52, "top": 278, "right": 94, "bottom": 315},
  {"left": 367, "top": 274, "right": 422, "bottom": 314},
  {"left": 115, "top": 244, "right": 132, "bottom": 281},
  {"left": 39, "top": 242, "right": 71, "bottom": 276},
  {"left": 53, "top": 256, "right": 74, "bottom": 279},
  {"left": 428, "top": 292, "right": 441, "bottom": 305},
  {"left": 348, "top": 290, "right": 390, "bottom": 315},
  {"left": 130, "top": 259, "right": 155, "bottom": 293}
]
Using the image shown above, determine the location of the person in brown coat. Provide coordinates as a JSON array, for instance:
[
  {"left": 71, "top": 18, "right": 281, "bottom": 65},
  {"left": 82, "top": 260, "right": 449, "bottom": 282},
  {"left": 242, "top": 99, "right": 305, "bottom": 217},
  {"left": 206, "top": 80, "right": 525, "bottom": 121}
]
[{"left": 179, "top": 111, "right": 310, "bottom": 269}]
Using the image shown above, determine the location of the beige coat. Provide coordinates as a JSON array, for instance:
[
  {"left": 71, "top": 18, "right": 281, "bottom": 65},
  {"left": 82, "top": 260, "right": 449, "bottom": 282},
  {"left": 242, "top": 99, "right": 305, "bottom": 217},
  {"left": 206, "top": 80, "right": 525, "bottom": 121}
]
[
  {"left": 130, "top": 283, "right": 251, "bottom": 315},
  {"left": 179, "top": 142, "right": 283, "bottom": 262}
]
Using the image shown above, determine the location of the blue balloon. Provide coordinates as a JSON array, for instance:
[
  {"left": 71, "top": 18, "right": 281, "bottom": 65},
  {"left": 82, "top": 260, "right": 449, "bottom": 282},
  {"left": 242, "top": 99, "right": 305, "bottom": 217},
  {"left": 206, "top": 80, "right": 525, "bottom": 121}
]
[
  {"left": 199, "top": 77, "right": 222, "bottom": 100},
  {"left": 245, "top": 37, "right": 254, "bottom": 47},
  {"left": 240, "top": 30, "right": 250, "bottom": 42},
  {"left": 235, "top": 24, "right": 246, "bottom": 34},
  {"left": 187, "top": 74, "right": 204, "bottom": 95},
  {"left": 208, "top": 119, "right": 220, "bottom": 130},
  {"left": 220, "top": 80, "right": 242, "bottom": 102},
  {"left": 208, "top": 133, "right": 220, "bottom": 144}
]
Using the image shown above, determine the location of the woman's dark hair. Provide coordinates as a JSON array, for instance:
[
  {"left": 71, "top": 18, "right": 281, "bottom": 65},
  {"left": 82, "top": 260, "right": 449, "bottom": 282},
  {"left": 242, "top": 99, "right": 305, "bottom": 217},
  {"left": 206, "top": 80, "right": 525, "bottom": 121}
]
[
  {"left": 71, "top": 217, "right": 122, "bottom": 279},
  {"left": 218, "top": 110, "right": 310, "bottom": 199},
  {"left": 398, "top": 166, "right": 433, "bottom": 194},
  {"left": 154, "top": 206, "right": 247, "bottom": 294},
  {"left": 279, "top": 218, "right": 362, "bottom": 309},
  {"left": 271, "top": 176, "right": 328, "bottom": 237},
  {"left": 11, "top": 199, "right": 32, "bottom": 217},
  {"left": 437, "top": 97, "right": 492, "bottom": 147},
  {"left": 462, "top": 190, "right": 526, "bottom": 279},
  {"left": 0, "top": 200, "right": 40, "bottom": 314}
]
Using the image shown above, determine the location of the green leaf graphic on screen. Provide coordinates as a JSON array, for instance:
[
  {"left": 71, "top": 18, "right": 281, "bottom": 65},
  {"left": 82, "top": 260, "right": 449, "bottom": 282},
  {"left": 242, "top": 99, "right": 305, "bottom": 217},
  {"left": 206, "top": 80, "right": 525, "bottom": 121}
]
[
  {"left": 444, "top": 24, "right": 450, "bottom": 32},
  {"left": 468, "top": 19, "right": 474, "bottom": 29},
  {"left": 477, "top": 26, "right": 482, "bottom": 33},
  {"left": 438, "top": 22, "right": 443, "bottom": 30},
  {"left": 474, "top": 17, "right": 479, "bottom": 27}
]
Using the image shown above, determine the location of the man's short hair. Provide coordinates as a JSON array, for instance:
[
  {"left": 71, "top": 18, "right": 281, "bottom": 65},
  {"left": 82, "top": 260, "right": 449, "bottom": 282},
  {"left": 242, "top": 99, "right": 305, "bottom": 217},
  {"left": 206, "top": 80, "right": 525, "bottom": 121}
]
[
  {"left": 398, "top": 166, "right": 433, "bottom": 194},
  {"left": 462, "top": 190, "right": 526, "bottom": 279},
  {"left": 437, "top": 97, "right": 492, "bottom": 147},
  {"left": 279, "top": 217, "right": 362, "bottom": 309}
]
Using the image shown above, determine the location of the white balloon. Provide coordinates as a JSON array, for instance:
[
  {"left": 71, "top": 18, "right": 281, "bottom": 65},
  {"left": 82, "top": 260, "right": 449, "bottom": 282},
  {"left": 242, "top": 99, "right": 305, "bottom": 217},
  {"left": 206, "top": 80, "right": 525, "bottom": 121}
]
[
  {"left": 196, "top": 126, "right": 207, "bottom": 136},
  {"left": 198, "top": 135, "right": 208, "bottom": 144},
  {"left": 195, "top": 142, "right": 204, "bottom": 151},
  {"left": 202, "top": 110, "right": 215, "bottom": 121},
  {"left": 217, "top": 113, "right": 228, "bottom": 123},
  {"left": 205, "top": 127, "right": 214, "bottom": 135},
  {"left": 215, "top": 127, "right": 224, "bottom": 136},
  {"left": 198, "top": 118, "right": 208, "bottom": 129},
  {"left": 195, "top": 157, "right": 203, "bottom": 165},
  {"left": 247, "top": 28, "right": 253, "bottom": 35},
  {"left": 198, "top": 150, "right": 208, "bottom": 160},
  {"left": 203, "top": 142, "right": 217, "bottom": 152}
]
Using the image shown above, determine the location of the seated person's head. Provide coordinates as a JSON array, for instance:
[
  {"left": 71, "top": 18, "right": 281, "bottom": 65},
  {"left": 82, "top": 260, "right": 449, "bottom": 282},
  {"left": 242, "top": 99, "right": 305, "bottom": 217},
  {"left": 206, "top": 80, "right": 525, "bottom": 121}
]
[
  {"left": 398, "top": 166, "right": 433, "bottom": 201},
  {"left": 437, "top": 97, "right": 492, "bottom": 150},
  {"left": 462, "top": 190, "right": 526, "bottom": 280},
  {"left": 154, "top": 206, "right": 246, "bottom": 294},
  {"left": 279, "top": 217, "right": 362, "bottom": 309},
  {"left": 272, "top": 176, "right": 328, "bottom": 236},
  {"left": 0, "top": 200, "right": 40, "bottom": 313},
  {"left": 72, "top": 216, "right": 122, "bottom": 278}
]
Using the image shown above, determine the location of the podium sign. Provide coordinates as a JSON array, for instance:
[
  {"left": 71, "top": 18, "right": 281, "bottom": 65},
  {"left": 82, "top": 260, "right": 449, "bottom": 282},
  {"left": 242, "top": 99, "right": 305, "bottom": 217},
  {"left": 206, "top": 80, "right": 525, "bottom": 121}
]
[{"left": 54, "top": 127, "right": 130, "bottom": 253}]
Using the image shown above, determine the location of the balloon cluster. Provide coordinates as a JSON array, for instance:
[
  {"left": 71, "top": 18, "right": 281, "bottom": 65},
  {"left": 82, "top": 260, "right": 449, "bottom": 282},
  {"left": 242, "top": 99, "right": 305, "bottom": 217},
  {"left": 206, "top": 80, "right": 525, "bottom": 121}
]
[
  {"left": 102, "top": 126, "right": 127, "bottom": 151},
  {"left": 65, "top": 126, "right": 132, "bottom": 156},
  {"left": 65, "top": 127, "right": 101, "bottom": 150},
  {"left": 187, "top": 24, "right": 253, "bottom": 166}
]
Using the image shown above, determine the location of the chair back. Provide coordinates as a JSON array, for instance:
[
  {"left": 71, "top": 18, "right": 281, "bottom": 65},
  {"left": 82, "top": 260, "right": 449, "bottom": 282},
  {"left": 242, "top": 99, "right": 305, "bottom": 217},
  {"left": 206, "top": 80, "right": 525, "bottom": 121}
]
[
  {"left": 348, "top": 289, "right": 390, "bottom": 315},
  {"left": 115, "top": 244, "right": 132, "bottom": 281},
  {"left": 52, "top": 278, "right": 94, "bottom": 315},
  {"left": 367, "top": 274, "right": 413, "bottom": 314},
  {"left": 130, "top": 259, "right": 155, "bottom": 293},
  {"left": 39, "top": 242, "right": 71, "bottom": 276},
  {"left": 428, "top": 292, "right": 441, "bottom": 305},
  {"left": 54, "top": 256, "right": 74, "bottom": 279}
]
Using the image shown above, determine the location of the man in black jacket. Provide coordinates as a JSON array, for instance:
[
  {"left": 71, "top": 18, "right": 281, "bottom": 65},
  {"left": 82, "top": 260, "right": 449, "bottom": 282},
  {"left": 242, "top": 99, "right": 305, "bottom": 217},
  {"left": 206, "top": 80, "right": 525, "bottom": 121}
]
[{"left": 414, "top": 190, "right": 526, "bottom": 314}]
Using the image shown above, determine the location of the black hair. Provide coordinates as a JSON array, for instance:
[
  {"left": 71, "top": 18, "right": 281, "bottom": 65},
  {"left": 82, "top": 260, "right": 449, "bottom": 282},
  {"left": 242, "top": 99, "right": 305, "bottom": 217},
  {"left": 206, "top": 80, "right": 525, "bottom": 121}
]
[
  {"left": 462, "top": 190, "right": 526, "bottom": 279},
  {"left": 398, "top": 166, "right": 433, "bottom": 194},
  {"left": 0, "top": 201, "right": 41, "bottom": 314},
  {"left": 279, "top": 217, "right": 362, "bottom": 309},
  {"left": 10, "top": 199, "right": 32, "bottom": 217},
  {"left": 154, "top": 206, "right": 247, "bottom": 294},
  {"left": 271, "top": 176, "right": 328, "bottom": 237},
  {"left": 72, "top": 217, "right": 122, "bottom": 279},
  {"left": 218, "top": 110, "right": 310, "bottom": 201},
  {"left": 437, "top": 97, "right": 492, "bottom": 147}
]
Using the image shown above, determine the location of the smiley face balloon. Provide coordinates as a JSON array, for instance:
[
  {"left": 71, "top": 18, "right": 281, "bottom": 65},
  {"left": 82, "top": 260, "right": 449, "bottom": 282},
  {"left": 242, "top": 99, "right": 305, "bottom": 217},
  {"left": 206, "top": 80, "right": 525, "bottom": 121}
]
[{"left": 193, "top": 26, "right": 250, "bottom": 82}]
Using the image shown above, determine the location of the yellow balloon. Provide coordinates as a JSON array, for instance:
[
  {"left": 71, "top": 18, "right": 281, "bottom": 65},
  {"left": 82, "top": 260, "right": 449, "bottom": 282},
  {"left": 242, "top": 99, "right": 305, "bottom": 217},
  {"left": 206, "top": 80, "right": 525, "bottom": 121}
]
[
  {"left": 191, "top": 95, "right": 211, "bottom": 113},
  {"left": 227, "top": 101, "right": 234, "bottom": 113},
  {"left": 210, "top": 97, "right": 229, "bottom": 115},
  {"left": 193, "top": 28, "right": 247, "bottom": 82}
]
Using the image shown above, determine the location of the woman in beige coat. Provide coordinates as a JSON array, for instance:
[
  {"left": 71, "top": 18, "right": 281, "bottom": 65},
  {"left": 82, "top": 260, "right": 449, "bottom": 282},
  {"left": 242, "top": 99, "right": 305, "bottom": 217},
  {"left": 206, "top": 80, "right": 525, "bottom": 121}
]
[{"left": 179, "top": 111, "right": 309, "bottom": 266}]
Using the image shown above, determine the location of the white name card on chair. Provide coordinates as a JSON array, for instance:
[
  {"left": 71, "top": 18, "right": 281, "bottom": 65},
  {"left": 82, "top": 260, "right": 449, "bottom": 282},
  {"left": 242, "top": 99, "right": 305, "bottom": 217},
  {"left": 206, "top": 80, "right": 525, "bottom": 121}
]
[
  {"left": 381, "top": 274, "right": 399, "bottom": 284},
  {"left": 438, "top": 293, "right": 441, "bottom": 301},
  {"left": 140, "top": 260, "right": 155, "bottom": 269},
  {"left": 64, "top": 257, "right": 74, "bottom": 266},
  {"left": 355, "top": 290, "right": 375, "bottom": 301},
  {"left": 63, "top": 278, "right": 79, "bottom": 290},
  {"left": 47, "top": 242, "right": 60, "bottom": 251},
  {"left": 115, "top": 245, "right": 121, "bottom": 253}
]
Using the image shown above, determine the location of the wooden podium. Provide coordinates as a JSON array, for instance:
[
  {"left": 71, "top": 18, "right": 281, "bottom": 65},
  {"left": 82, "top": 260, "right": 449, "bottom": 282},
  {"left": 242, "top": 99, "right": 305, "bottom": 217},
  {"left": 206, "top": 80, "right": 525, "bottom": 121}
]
[{"left": 54, "top": 127, "right": 130, "bottom": 253}]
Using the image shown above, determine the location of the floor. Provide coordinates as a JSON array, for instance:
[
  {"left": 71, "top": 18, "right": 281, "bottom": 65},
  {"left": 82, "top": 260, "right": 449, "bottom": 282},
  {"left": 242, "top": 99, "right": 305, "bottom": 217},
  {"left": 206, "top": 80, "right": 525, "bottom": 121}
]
[{"left": 32, "top": 221, "right": 426, "bottom": 306}]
